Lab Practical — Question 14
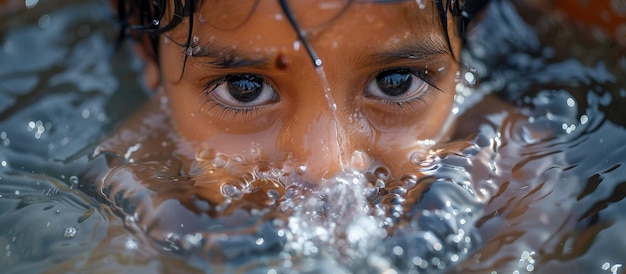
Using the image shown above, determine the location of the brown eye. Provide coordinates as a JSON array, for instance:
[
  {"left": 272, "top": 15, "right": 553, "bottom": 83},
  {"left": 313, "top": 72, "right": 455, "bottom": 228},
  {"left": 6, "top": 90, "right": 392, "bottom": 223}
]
[
  {"left": 365, "top": 69, "right": 430, "bottom": 102},
  {"left": 375, "top": 69, "right": 413, "bottom": 96},
  {"left": 210, "top": 74, "right": 278, "bottom": 107},
  {"left": 225, "top": 74, "right": 265, "bottom": 102}
]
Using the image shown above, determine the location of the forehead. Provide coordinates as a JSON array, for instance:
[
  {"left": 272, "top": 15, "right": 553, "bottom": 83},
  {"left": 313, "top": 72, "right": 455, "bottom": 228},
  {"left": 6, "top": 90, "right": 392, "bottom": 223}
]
[
  {"left": 193, "top": 0, "right": 437, "bottom": 27},
  {"left": 182, "top": 0, "right": 441, "bottom": 38}
]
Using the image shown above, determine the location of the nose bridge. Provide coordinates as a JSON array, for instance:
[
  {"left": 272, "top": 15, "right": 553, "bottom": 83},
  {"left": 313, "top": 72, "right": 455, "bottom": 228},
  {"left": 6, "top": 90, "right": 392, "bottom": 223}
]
[{"left": 280, "top": 95, "right": 350, "bottom": 181}]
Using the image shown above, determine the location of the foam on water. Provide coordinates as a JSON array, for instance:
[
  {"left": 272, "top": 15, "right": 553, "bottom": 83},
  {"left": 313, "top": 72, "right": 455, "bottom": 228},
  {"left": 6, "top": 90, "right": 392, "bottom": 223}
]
[
  {"left": 86, "top": 95, "right": 500, "bottom": 272},
  {"left": 2, "top": 0, "right": 626, "bottom": 273}
]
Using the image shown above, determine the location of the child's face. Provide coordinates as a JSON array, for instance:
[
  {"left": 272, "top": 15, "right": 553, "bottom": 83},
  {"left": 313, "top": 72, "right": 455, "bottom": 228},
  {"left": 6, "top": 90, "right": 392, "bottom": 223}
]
[{"left": 156, "top": 0, "right": 461, "bottom": 181}]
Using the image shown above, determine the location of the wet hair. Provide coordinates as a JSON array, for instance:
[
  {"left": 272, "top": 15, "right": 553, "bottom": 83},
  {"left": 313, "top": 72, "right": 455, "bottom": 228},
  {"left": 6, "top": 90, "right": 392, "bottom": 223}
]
[{"left": 115, "top": 0, "right": 490, "bottom": 67}]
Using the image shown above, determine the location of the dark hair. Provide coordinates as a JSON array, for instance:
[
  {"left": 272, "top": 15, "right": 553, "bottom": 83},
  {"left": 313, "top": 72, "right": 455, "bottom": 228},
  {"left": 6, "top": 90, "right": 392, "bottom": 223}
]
[{"left": 115, "top": 0, "right": 490, "bottom": 68}]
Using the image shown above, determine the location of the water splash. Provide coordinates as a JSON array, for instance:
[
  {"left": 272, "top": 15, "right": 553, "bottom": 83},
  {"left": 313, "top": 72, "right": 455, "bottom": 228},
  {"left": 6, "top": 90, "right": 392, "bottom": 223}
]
[{"left": 89, "top": 100, "right": 502, "bottom": 272}]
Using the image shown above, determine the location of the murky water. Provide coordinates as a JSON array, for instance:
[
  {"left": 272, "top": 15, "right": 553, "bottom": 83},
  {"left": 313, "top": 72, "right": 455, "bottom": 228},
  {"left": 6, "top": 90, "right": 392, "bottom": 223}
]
[{"left": 1, "top": 0, "right": 625, "bottom": 273}]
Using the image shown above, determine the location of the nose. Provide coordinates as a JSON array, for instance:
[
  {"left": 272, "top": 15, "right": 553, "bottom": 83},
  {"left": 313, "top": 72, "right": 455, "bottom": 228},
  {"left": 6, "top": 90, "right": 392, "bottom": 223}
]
[{"left": 278, "top": 96, "right": 354, "bottom": 183}]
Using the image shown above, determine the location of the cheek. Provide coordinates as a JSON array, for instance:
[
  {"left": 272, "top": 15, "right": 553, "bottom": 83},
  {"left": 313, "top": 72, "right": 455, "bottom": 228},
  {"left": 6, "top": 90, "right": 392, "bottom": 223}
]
[
  {"left": 167, "top": 90, "right": 284, "bottom": 158},
  {"left": 365, "top": 89, "right": 455, "bottom": 138},
  {"left": 364, "top": 87, "right": 456, "bottom": 173}
]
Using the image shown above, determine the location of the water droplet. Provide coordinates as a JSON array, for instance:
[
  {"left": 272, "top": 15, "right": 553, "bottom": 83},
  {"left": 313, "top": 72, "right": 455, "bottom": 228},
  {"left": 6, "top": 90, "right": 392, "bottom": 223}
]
[
  {"left": 416, "top": 0, "right": 427, "bottom": 9},
  {"left": 464, "top": 71, "right": 475, "bottom": 84},
  {"left": 433, "top": 242, "right": 442, "bottom": 251},
  {"left": 25, "top": 0, "right": 39, "bottom": 9},
  {"left": 213, "top": 154, "right": 228, "bottom": 168},
  {"left": 374, "top": 166, "right": 390, "bottom": 181},
  {"left": 221, "top": 183, "right": 243, "bottom": 199},
  {"left": 69, "top": 176, "right": 79, "bottom": 187},
  {"left": 64, "top": 226, "right": 77, "bottom": 238},
  {"left": 124, "top": 238, "right": 138, "bottom": 250},
  {"left": 580, "top": 114, "right": 589, "bottom": 124},
  {"left": 392, "top": 245, "right": 404, "bottom": 255},
  {"left": 38, "top": 14, "right": 51, "bottom": 29},
  {"left": 612, "top": 264, "right": 623, "bottom": 274}
]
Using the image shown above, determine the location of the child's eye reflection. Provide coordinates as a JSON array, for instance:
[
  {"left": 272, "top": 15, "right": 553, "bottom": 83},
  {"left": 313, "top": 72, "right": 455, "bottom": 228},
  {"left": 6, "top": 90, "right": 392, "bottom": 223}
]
[
  {"left": 366, "top": 68, "right": 430, "bottom": 100},
  {"left": 201, "top": 66, "right": 439, "bottom": 120},
  {"left": 207, "top": 73, "right": 277, "bottom": 109}
]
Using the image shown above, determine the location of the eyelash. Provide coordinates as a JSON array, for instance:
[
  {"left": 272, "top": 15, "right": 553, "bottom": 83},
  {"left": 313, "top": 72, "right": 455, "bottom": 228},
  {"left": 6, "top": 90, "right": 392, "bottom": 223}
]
[
  {"left": 371, "top": 67, "right": 442, "bottom": 110},
  {"left": 199, "top": 77, "right": 270, "bottom": 120},
  {"left": 198, "top": 66, "right": 443, "bottom": 118}
]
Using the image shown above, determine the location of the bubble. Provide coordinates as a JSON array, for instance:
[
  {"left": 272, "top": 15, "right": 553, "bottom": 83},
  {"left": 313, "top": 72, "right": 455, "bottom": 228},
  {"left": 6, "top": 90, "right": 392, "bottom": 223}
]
[
  {"left": 181, "top": 233, "right": 203, "bottom": 250},
  {"left": 38, "top": 14, "right": 51, "bottom": 29},
  {"left": 392, "top": 246, "right": 403, "bottom": 256},
  {"left": 464, "top": 71, "right": 476, "bottom": 84},
  {"left": 612, "top": 264, "right": 623, "bottom": 274},
  {"left": 220, "top": 183, "right": 243, "bottom": 200},
  {"left": 124, "top": 238, "right": 138, "bottom": 250},
  {"left": 374, "top": 166, "right": 390, "bottom": 181},
  {"left": 580, "top": 114, "right": 589, "bottom": 124},
  {"left": 213, "top": 154, "right": 228, "bottom": 168},
  {"left": 64, "top": 226, "right": 77, "bottom": 238},
  {"left": 521, "top": 251, "right": 530, "bottom": 260},
  {"left": 566, "top": 97, "right": 576, "bottom": 107},
  {"left": 433, "top": 242, "right": 442, "bottom": 251},
  {"left": 296, "top": 165, "right": 307, "bottom": 175},
  {"left": 69, "top": 176, "right": 79, "bottom": 186}
]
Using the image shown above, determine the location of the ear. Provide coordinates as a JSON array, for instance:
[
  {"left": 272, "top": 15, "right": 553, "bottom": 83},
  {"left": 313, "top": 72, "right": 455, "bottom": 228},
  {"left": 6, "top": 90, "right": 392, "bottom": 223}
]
[{"left": 133, "top": 40, "right": 161, "bottom": 91}]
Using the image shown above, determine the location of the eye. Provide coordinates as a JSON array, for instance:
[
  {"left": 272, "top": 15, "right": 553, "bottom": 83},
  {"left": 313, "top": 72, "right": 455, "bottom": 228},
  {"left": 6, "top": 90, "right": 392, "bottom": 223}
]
[
  {"left": 365, "top": 69, "right": 430, "bottom": 102},
  {"left": 209, "top": 74, "right": 278, "bottom": 107}
]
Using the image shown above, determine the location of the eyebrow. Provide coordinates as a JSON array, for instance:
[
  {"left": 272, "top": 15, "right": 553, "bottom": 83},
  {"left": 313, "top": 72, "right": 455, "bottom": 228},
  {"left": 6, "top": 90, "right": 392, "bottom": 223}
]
[
  {"left": 187, "top": 43, "right": 271, "bottom": 69},
  {"left": 366, "top": 36, "right": 451, "bottom": 66},
  {"left": 187, "top": 34, "right": 450, "bottom": 70}
]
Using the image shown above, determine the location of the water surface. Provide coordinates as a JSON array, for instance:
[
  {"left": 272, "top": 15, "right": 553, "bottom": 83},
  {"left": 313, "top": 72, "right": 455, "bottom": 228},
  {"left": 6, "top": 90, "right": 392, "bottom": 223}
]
[{"left": 1, "top": 0, "right": 625, "bottom": 273}]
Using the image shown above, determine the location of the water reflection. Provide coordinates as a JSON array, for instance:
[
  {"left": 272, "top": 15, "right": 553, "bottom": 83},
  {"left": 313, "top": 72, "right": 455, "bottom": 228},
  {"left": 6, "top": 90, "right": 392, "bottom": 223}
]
[
  {"left": 89, "top": 93, "right": 498, "bottom": 272},
  {"left": 0, "top": 0, "right": 625, "bottom": 273}
]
